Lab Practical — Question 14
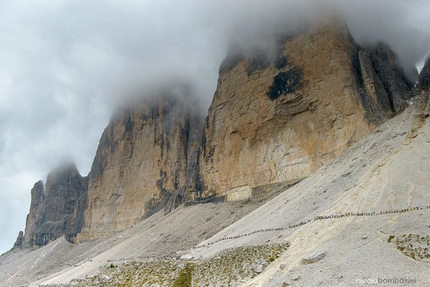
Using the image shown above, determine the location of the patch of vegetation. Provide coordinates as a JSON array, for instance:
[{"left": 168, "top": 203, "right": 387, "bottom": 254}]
[
  {"left": 192, "top": 242, "right": 289, "bottom": 286},
  {"left": 172, "top": 263, "right": 194, "bottom": 287},
  {"left": 45, "top": 242, "right": 289, "bottom": 287},
  {"left": 388, "top": 234, "right": 430, "bottom": 261}
]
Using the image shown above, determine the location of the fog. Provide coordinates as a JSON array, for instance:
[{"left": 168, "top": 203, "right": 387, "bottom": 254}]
[{"left": 0, "top": 0, "right": 429, "bottom": 254}]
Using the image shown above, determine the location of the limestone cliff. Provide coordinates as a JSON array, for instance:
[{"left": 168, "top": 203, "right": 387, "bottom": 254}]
[
  {"left": 418, "top": 55, "right": 430, "bottom": 112},
  {"left": 21, "top": 181, "right": 44, "bottom": 248},
  {"left": 17, "top": 163, "right": 88, "bottom": 248},
  {"left": 193, "top": 20, "right": 412, "bottom": 201},
  {"left": 418, "top": 56, "right": 430, "bottom": 91},
  {"left": 365, "top": 43, "right": 413, "bottom": 112},
  {"left": 77, "top": 93, "right": 202, "bottom": 241},
  {"left": 15, "top": 18, "right": 415, "bottom": 247}
]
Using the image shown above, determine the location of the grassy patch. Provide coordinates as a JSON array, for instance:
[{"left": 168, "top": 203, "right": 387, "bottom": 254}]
[{"left": 172, "top": 263, "right": 194, "bottom": 287}]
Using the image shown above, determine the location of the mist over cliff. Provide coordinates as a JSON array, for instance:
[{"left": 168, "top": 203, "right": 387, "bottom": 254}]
[{"left": 1, "top": 0, "right": 430, "bottom": 254}]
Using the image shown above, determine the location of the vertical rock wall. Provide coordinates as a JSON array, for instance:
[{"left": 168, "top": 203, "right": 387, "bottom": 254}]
[
  {"left": 418, "top": 56, "right": 430, "bottom": 91},
  {"left": 77, "top": 94, "right": 202, "bottom": 241},
  {"left": 18, "top": 164, "right": 88, "bottom": 248},
  {"left": 15, "top": 18, "right": 415, "bottom": 247},
  {"left": 194, "top": 20, "right": 412, "bottom": 200},
  {"left": 367, "top": 43, "right": 413, "bottom": 112},
  {"left": 21, "top": 181, "right": 44, "bottom": 248}
]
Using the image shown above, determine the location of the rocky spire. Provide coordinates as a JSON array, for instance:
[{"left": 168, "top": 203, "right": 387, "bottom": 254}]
[
  {"left": 21, "top": 163, "right": 88, "bottom": 248},
  {"left": 12, "top": 231, "right": 24, "bottom": 249},
  {"left": 21, "top": 180, "right": 44, "bottom": 248}
]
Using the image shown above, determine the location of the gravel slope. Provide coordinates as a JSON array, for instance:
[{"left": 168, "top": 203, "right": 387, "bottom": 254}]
[{"left": 192, "top": 99, "right": 430, "bottom": 286}]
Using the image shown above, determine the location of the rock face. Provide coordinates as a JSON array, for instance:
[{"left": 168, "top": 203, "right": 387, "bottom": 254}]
[
  {"left": 193, "top": 20, "right": 412, "bottom": 200},
  {"left": 12, "top": 231, "right": 24, "bottom": 249},
  {"left": 418, "top": 56, "right": 430, "bottom": 91},
  {"left": 366, "top": 43, "right": 413, "bottom": 112},
  {"left": 21, "top": 181, "right": 44, "bottom": 248},
  {"left": 302, "top": 250, "right": 327, "bottom": 265},
  {"left": 77, "top": 93, "right": 202, "bottom": 241},
  {"left": 20, "top": 163, "right": 88, "bottom": 248},
  {"left": 416, "top": 55, "right": 430, "bottom": 112},
  {"left": 16, "top": 18, "right": 414, "bottom": 246}
]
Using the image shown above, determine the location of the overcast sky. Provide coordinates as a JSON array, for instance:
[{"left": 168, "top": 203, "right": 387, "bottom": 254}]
[{"left": 0, "top": 0, "right": 429, "bottom": 254}]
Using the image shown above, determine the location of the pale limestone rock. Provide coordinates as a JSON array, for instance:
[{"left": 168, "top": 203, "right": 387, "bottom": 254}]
[
  {"left": 16, "top": 19, "right": 414, "bottom": 248},
  {"left": 302, "top": 250, "right": 327, "bottom": 265},
  {"left": 78, "top": 93, "right": 202, "bottom": 241},
  {"left": 180, "top": 253, "right": 194, "bottom": 261},
  {"left": 196, "top": 21, "right": 380, "bottom": 199}
]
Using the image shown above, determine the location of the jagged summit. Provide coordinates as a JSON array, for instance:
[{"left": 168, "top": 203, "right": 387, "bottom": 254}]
[
  {"left": 12, "top": 17, "right": 414, "bottom": 250},
  {"left": 13, "top": 163, "right": 87, "bottom": 249},
  {"left": 2, "top": 15, "right": 429, "bottom": 287}
]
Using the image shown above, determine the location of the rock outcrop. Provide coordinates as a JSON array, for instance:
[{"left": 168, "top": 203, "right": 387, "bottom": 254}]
[
  {"left": 12, "top": 231, "right": 24, "bottom": 249},
  {"left": 77, "top": 92, "right": 202, "bottom": 241},
  {"left": 19, "top": 163, "right": 88, "bottom": 248},
  {"left": 193, "top": 20, "right": 412, "bottom": 200},
  {"left": 21, "top": 181, "right": 44, "bottom": 248},
  {"left": 366, "top": 43, "right": 413, "bottom": 112},
  {"left": 416, "top": 55, "right": 430, "bottom": 112},
  {"left": 418, "top": 56, "right": 430, "bottom": 91}
]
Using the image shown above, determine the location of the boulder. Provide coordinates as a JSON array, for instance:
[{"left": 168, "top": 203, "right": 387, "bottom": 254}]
[{"left": 302, "top": 250, "right": 327, "bottom": 265}]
